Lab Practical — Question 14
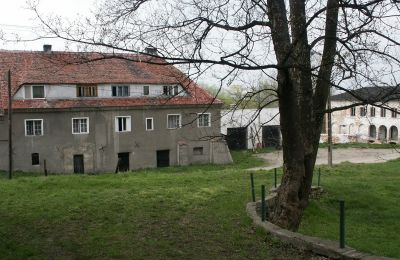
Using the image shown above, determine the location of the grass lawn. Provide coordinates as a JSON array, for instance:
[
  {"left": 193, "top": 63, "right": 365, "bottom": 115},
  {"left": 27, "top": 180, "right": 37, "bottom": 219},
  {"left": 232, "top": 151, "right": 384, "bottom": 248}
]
[
  {"left": 0, "top": 151, "right": 313, "bottom": 259},
  {"left": 318, "top": 142, "right": 400, "bottom": 149},
  {"left": 298, "top": 160, "right": 400, "bottom": 258}
]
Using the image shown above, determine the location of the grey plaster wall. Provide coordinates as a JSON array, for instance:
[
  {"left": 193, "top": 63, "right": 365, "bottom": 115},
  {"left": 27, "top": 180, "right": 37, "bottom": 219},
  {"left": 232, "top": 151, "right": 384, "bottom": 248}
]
[{"left": 0, "top": 105, "right": 230, "bottom": 173}]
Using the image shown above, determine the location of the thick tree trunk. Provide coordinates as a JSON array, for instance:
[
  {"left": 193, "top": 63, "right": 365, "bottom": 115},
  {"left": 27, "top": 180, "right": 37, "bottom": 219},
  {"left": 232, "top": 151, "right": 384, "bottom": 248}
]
[{"left": 267, "top": 0, "right": 339, "bottom": 231}]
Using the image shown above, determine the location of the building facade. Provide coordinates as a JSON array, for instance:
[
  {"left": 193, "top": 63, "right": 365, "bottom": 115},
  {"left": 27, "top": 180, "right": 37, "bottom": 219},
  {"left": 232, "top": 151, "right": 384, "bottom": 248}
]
[
  {"left": 0, "top": 48, "right": 232, "bottom": 173},
  {"left": 221, "top": 108, "right": 281, "bottom": 150},
  {"left": 321, "top": 87, "right": 400, "bottom": 143}
]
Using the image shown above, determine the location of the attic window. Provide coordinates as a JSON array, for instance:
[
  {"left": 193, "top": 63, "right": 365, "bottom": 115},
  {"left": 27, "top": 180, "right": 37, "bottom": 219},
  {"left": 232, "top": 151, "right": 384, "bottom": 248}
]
[
  {"left": 143, "top": 86, "right": 149, "bottom": 96},
  {"left": 32, "top": 85, "right": 45, "bottom": 99},
  {"left": 112, "top": 85, "right": 129, "bottom": 97},
  {"left": 77, "top": 85, "right": 98, "bottom": 97},
  {"left": 163, "top": 85, "right": 179, "bottom": 96}
]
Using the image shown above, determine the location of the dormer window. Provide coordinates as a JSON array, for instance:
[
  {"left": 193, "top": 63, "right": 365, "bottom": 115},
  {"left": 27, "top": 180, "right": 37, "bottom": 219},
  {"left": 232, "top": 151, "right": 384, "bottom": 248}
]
[
  {"left": 112, "top": 85, "right": 129, "bottom": 97},
  {"left": 143, "top": 86, "right": 149, "bottom": 96},
  {"left": 163, "top": 85, "right": 179, "bottom": 96},
  {"left": 32, "top": 85, "right": 45, "bottom": 99},
  {"left": 77, "top": 85, "right": 98, "bottom": 97}
]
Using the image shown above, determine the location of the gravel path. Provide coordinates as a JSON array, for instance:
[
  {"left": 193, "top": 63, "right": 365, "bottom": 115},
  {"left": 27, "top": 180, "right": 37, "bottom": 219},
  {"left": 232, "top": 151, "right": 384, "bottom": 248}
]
[{"left": 249, "top": 148, "right": 400, "bottom": 171}]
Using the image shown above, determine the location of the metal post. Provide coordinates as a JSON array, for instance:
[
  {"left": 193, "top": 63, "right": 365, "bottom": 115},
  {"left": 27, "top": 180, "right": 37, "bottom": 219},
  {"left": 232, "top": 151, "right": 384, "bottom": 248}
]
[
  {"left": 250, "top": 173, "right": 256, "bottom": 202},
  {"left": 318, "top": 168, "right": 321, "bottom": 187},
  {"left": 340, "top": 200, "right": 345, "bottom": 248},
  {"left": 274, "top": 168, "right": 277, "bottom": 188},
  {"left": 261, "top": 185, "right": 266, "bottom": 222},
  {"left": 327, "top": 91, "right": 333, "bottom": 167},
  {"left": 44, "top": 160, "right": 48, "bottom": 177},
  {"left": 7, "top": 70, "right": 12, "bottom": 180}
]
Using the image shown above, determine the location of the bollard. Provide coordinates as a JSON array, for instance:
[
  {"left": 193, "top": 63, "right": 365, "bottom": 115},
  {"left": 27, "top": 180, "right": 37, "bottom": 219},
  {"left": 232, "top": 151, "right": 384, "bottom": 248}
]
[
  {"left": 340, "top": 200, "right": 345, "bottom": 248},
  {"left": 274, "top": 168, "right": 277, "bottom": 188},
  {"left": 44, "top": 160, "right": 48, "bottom": 177},
  {"left": 250, "top": 173, "right": 256, "bottom": 202},
  {"left": 318, "top": 168, "right": 321, "bottom": 187},
  {"left": 261, "top": 185, "right": 266, "bottom": 222}
]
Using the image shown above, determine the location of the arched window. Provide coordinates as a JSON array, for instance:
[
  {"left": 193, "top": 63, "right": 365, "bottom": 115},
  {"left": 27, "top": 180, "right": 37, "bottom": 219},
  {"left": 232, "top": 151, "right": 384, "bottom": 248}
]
[
  {"left": 369, "top": 125, "right": 376, "bottom": 138},
  {"left": 378, "top": 125, "right": 387, "bottom": 141},
  {"left": 389, "top": 126, "right": 398, "bottom": 141}
]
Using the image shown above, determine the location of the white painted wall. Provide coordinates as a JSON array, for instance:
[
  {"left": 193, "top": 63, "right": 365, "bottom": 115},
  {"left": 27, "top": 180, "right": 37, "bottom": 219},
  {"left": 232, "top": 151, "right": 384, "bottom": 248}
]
[
  {"left": 14, "top": 84, "right": 187, "bottom": 100},
  {"left": 221, "top": 108, "right": 280, "bottom": 149},
  {"left": 322, "top": 100, "right": 400, "bottom": 143}
]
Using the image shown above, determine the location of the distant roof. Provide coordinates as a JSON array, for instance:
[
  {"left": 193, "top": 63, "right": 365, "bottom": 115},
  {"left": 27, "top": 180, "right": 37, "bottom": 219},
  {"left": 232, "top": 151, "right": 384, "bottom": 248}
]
[
  {"left": 0, "top": 50, "right": 220, "bottom": 110},
  {"left": 331, "top": 86, "right": 400, "bottom": 103}
]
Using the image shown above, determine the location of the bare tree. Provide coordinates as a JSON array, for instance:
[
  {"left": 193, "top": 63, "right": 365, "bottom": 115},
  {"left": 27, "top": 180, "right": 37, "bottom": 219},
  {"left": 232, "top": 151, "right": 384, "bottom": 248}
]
[{"left": 28, "top": 0, "right": 400, "bottom": 230}]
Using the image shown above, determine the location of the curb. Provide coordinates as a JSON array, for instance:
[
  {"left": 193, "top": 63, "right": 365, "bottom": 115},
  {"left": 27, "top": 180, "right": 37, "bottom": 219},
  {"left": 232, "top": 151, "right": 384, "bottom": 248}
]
[{"left": 246, "top": 202, "right": 395, "bottom": 260}]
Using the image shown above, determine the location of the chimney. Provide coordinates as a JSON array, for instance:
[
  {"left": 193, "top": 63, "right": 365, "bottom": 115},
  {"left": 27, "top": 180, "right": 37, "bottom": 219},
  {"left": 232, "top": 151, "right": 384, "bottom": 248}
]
[
  {"left": 43, "top": 44, "right": 52, "bottom": 53},
  {"left": 144, "top": 47, "right": 158, "bottom": 56}
]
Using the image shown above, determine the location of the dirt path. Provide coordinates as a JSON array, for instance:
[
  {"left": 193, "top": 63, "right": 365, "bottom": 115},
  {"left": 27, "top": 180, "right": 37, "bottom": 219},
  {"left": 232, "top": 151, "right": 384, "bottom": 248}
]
[{"left": 249, "top": 148, "right": 400, "bottom": 171}]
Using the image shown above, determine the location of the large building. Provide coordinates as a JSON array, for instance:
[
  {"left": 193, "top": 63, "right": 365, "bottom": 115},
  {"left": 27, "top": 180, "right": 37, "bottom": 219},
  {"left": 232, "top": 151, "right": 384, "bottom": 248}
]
[
  {"left": 321, "top": 87, "right": 400, "bottom": 143},
  {"left": 0, "top": 46, "right": 232, "bottom": 173}
]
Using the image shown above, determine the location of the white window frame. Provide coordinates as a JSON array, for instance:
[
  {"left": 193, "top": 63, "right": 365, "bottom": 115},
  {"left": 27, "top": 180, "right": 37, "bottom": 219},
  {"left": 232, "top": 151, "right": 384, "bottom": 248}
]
[
  {"left": 31, "top": 85, "right": 46, "bottom": 99},
  {"left": 197, "top": 113, "right": 211, "bottom": 127},
  {"left": 146, "top": 117, "right": 154, "bottom": 131},
  {"left": 167, "top": 114, "right": 181, "bottom": 129},
  {"left": 72, "top": 117, "right": 89, "bottom": 134},
  {"left": 112, "top": 85, "right": 130, "bottom": 97},
  {"left": 115, "top": 116, "right": 132, "bottom": 132},
  {"left": 24, "top": 119, "right": 44, "bottom": 136}
]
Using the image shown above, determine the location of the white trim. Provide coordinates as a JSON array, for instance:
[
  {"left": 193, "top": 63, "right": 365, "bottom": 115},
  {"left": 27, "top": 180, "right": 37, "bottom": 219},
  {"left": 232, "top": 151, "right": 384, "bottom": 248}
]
[
  {"left": 197, "top": 113, "right": 211, "bottom": 127},
  {"left": 167, "top": 114, "right": 181, "bottom": 129},
  {"left": 115, "top": 116, "right": 132, "bottom": 132},
  {"left": 145, "top": 117, "right": 154, "bottom": 131},
  {"left": 31, "top": 85, "right": 46, "bottom": 99},
  {"left": 24, "top": 119, "right": 44, "bottom": 136},
  {"left": 72, "top": 117, "right": 89, "bottom": 134}
]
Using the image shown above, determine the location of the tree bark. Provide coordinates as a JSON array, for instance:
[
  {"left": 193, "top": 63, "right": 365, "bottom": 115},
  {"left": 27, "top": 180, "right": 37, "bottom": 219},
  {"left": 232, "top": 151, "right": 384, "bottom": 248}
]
[{"left": 267, "top": 0, "right": 339, "bottom": 231}]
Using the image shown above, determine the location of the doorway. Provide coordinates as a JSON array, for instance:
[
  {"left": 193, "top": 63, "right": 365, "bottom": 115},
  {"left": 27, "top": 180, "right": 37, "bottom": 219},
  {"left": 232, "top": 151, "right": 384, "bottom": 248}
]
[
  {"left": 117, "top": 152, "right": 130, "bottom": 172},
  {"left": 226, "top": 127, "right": 247, "bottom": 150},
  {"left": 73, "top": 154, "right": 84, "bottom": 174},
  {"left": 262, "top": 126, "right": 281, "bottom": 148},
  {"left": 157, "top": 150, "right": 170, "bottom": 167}
]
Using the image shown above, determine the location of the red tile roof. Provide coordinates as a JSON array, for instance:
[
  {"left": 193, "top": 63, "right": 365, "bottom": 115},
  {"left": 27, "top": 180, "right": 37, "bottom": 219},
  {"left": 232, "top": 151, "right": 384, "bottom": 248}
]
[{"left": 0, "top": 50, "right": 221, "bottom": 111}]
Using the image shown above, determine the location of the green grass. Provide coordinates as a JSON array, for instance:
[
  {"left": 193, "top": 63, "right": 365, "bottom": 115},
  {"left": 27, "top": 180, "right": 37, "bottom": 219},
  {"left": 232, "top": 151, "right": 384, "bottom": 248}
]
[
  {"left": 1, "top": 151, "right": 399, "bottom": 259},
  {"left": 0, "top": 150, "right": 312, "bottom": 259},
  {"left": 298, "top": 160, "right": 400, "bottom": 258},
  {"left": 319, "top": 142, "right": 400, "bottom": 149}
]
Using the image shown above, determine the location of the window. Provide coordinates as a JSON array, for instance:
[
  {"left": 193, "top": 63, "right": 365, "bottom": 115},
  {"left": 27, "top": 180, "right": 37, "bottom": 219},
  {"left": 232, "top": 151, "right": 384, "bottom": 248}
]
[
  {"left": 31, "top": 153, "right": 40, "bottom": 165},
  {"left": 163, "top": 85, "right": 179, "bottom": 96},
  {"left": 112, "top": 85, "right": 130, "bottom": 97},
  {"left": 115, "top": 116, "right": 131, "bottom": 132},
  {"left": 77, "top": 85, "right": 97, "bottom": 97},
  {"left": 163, "top": 85, "right": 172, "bottom": 96},
  {"left": 392, "top": 109, "right": 397, "bottom": 118},
  {"left": 143, "top": 86, "right": 149, "bottom": 96},
  {"left": 167, "top": 114, "right": 181, "bottom": 129},
  {"left": 32, "top": 85, "right": 45, "bottom": 99},
  {"left": 193, "top": 147, "right": 204, "bottom": 155},
  {"left": 146, "top": 117, "right": 154, "bottom": 131},
  {"left": 25, "top": 119, "right": 43, "bottom": 136},
  {"left": 370, "top": 107, "right": 376, "bottom": 117},
  {"left": 198, "top": 113, "right": 211, "bottom": 127},
  {"left": 381, "top": 108, "right": 386, "bottom": 117},
  {"left": 350, "top": 107, "right": 356, "bottom": 116},
  {"left": 359, "top": 106, "right": 366, "bottom": 117},
  {"left": 72, "top": 117, "right": 89, "bottom": 134}
]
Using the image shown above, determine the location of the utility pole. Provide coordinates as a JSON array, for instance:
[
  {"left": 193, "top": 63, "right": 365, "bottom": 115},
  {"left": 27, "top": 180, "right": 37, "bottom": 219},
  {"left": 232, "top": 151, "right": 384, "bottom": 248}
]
[
  {"left": 327, "top": 89, "right": 333, "bottom": 167},
  {"left": 7, "top": 70, "right": 13, "bottom": 179}
]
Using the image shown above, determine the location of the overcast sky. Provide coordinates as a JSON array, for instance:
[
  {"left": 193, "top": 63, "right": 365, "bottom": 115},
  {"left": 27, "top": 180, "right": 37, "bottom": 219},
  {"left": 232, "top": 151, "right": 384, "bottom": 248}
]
[{"left": 0, "top": 0, "right": 94, "bottom": 50}]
